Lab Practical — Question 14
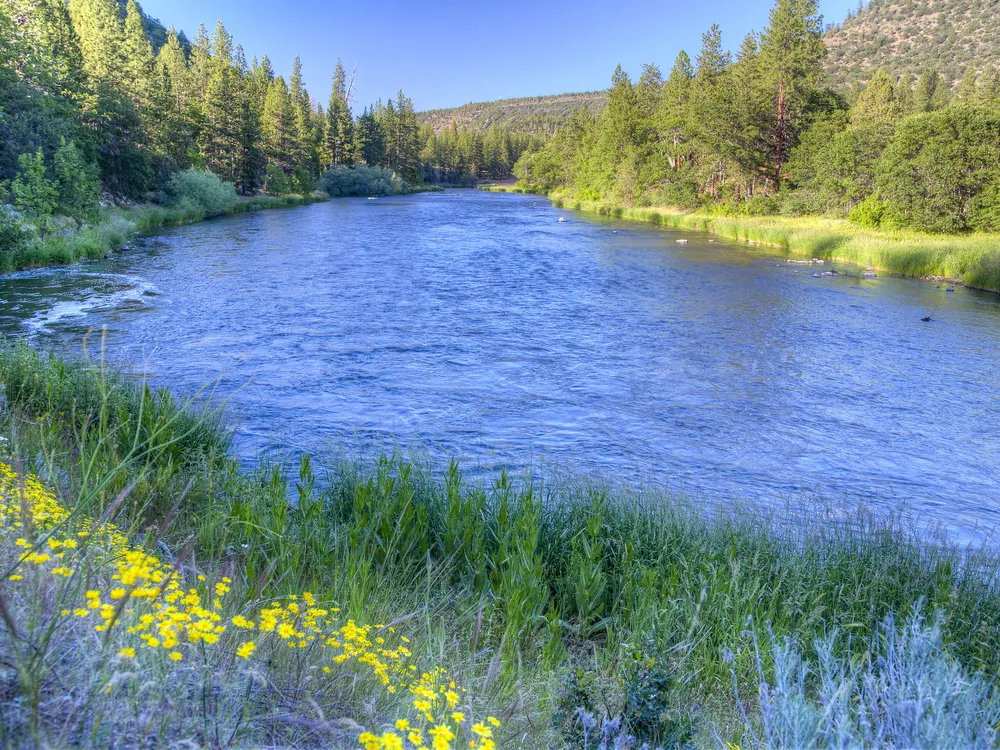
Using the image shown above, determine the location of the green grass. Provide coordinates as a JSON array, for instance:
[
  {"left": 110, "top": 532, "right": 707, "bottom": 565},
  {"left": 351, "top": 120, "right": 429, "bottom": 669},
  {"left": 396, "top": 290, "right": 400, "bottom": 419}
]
[
  {"left": 3, "top": 343, "right": 1000, "bottom": 747},
  {"left": 551, "top": 193, "right": 1000, "bottom": 294},
  {"left": 1, "top": 193, "right": 329, "bottom": 275}
]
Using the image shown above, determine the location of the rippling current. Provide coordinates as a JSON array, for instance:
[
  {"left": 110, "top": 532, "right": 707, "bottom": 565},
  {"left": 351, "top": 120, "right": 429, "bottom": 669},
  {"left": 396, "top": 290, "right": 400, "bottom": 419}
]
[{"left": 1, "top": 191, "right": 999, "bottom": 539}]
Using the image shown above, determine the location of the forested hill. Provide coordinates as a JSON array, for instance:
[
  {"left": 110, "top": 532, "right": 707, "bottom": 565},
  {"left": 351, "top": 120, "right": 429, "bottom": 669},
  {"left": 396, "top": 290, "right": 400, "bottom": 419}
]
[
  {"left": 422, "top": 0, "right": 1000, "bottom": 134},
  {"left": 417, "top": 92, "right": 607, "bottom": 135},
  {"left": 824, "top": 0, "right": 1000, "bottom": 89}
]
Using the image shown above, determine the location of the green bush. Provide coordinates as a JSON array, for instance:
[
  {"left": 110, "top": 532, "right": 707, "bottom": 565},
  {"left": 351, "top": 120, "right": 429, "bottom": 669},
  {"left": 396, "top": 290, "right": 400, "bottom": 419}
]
[
  {"left": 848, "top": 195, "right": 888, "bottom": 227},
  {"left": 0, "top": 205, "right": 31, "bottom": 273},
  {"left": 159, "top": 169, "right": 238, "bottom": 217},
  {"left": 318, "top": 165, "right": 407, "bottom": 197}
]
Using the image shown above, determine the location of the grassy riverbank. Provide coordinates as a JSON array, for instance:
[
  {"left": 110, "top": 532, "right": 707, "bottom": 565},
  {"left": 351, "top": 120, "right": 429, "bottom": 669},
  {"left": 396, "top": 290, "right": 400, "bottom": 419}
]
[
  {"left": 2, "top": 343, "right": 1000, "bottom": 747},
  {"left": 549, "top": 194, "right": 1000, "bottom": 294},
  {"left": 1, "top": 192, "right": 328, "bottom": 275}
]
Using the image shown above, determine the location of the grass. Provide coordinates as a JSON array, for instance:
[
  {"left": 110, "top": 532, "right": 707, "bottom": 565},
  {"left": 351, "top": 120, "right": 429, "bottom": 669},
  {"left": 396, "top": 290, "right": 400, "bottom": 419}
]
[
  {"left": 3, "top": 343, "right": 1000, "bottom": 747},
  {"left": 1, "top": 192, "right": 329, "bottom": 276},
  {"left": 550, "top": 193, "right": 1000, "bottom": 294}
]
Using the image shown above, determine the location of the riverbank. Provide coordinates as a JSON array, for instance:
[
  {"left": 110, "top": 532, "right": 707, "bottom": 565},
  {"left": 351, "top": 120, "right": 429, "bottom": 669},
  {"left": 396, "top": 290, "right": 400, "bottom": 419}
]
[
  {"left": 2, "top": 343, "right": 999, "bottom": 747},
  {"left": 1, "top": 192, "right": 329, "bottom": 275},
  {"left": 549, "top": 193, "right": 1000, "bottom": 294}
]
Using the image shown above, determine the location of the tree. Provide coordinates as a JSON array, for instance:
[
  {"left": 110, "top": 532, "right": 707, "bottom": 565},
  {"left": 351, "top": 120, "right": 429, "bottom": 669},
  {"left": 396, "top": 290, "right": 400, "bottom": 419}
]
[
  {"left": 122, "top": 0, "right": 154, "bottom": 112},
  {"left": 757, "top": 0, "right": 826, "bottom": 178},
  {"left": 52, "top": 137, "right": 98, "bottom": 219},
  {"left": 911, "top": 67, "right": 948, "bottom": 113},
  {"left": 67, "top": 0, "right": 125, "bottom": 86},
  {"left": 3, "top": 0, "right": 86, "bottom": 98},
  {"left": 199, "top": 22, "right": 240, "bottom": 179},
  {"left": 12, "top": 149, "right": 58, "bottom": 225},
  {"left": 261, "top": 76, "right": 295, "bottom": 182},
  {"left": 875, "top": 107, "right": 1000, "bottom": 233}
]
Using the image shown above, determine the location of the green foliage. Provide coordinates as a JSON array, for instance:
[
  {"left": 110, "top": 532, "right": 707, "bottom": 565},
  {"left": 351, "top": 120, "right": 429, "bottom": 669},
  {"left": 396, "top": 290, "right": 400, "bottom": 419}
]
[
  {"left": 317, "top": 165, "right": 406, "bottom": 197},
  {"left": 160, "top": 168, "right": 238, "bottom": 217},
  {"left": 52, "top": 138, "right": 99, "bottom": 220},
  {"left": 12, "top": 149, "right": 58, "bottom": 225},
  {"left": 848, "top": 194, "right": 887, "bottom": 227},
  {"left": 0, "top": 207, "right": 30, "bottom": 270},
  {"left": 875, "top": 106, "right": 1000, "bottom": 233}
]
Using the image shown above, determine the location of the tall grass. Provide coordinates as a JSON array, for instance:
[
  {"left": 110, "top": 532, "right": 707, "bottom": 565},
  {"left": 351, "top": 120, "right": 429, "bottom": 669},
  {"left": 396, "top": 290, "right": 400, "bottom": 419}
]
[
  {"left": 0, "top": 192, "right": 328, "bottom": 275},
  {"left": 551, "top": 194, "right": 1000, "bottom": 294},
  {"left": 3, "top": 344, "right": 1000, "bottom": 747}
]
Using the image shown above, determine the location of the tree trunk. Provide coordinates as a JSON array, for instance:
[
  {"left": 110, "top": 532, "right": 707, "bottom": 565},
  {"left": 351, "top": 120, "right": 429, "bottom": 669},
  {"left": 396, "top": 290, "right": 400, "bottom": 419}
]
[{"left": 775, "top": 79, "right": 787, "bottom": 179}]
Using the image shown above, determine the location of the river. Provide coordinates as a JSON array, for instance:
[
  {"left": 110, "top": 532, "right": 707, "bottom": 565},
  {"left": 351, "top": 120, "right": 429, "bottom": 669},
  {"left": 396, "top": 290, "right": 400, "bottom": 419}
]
[{"left": 2, "top": 190, "right": 999, "bottom": 539}]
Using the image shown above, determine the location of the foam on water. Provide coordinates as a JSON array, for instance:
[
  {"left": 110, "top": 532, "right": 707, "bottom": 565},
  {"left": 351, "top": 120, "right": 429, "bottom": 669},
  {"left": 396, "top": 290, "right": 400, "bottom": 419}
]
[{"left": 24, "top": 273, "right": 159, "bottom": 334}]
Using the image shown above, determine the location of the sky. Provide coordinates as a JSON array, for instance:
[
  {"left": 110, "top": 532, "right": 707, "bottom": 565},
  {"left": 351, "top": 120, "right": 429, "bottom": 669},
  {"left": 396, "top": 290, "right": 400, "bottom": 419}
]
[{"left": 139, "top": 0, "right": 859, "bottom": 112}]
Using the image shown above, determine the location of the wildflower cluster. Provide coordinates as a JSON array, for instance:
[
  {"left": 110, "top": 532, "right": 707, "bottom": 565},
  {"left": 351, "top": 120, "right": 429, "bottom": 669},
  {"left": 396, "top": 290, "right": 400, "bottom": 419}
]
[
  {"left": 359, "top": 667, "right": 500, "bottom": 750},
  {"left": 0, "top": 462, "right": 502, "bottom": 749}
]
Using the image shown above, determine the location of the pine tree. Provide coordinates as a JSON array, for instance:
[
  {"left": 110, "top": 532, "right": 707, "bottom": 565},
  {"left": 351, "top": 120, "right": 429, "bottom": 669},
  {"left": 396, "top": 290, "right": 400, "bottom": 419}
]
[
  {"left": 67, "top": 0, "right": 125, "bottom": 86},
  {"left": 233, "top": 45, "right": 264, "bottom": 194},
  {"left": 288, "top": 56, "right": 314, "bottom": 175},
  {"left": 912, "top": 67, "right": 948, "bottom": 113},
  {"left": 3, "top": 0, "right": 86, "bottom": 98},
  {"left": 52, "top": 137, "right": 98, "bottom": 219},
  {"left": 262, "top": 75, "right": 295, "bottom": 180},
  {"left": 200, "top": 22, "right": 240, "bottom": 179},
  {"left": 850, "top": 69, "right": 900, "bottom": 123},
  {"left": 956, "top": 67, "right": 978, "bottom": 103},
  {"left": 758, "top": 0, "right": 826, "bottom": 178},
  {"left": 122, "top": 0, "right": 155, "bottom": 112},
  {"left": 12, "top": 149, "right": 58, "bottom": 225},
  {"left": 660, "top": 51, "right": 694, "bottom": 171}
]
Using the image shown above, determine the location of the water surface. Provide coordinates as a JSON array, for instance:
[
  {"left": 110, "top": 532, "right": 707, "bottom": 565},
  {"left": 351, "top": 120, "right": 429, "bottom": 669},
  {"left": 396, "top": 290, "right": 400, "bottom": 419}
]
[{"left": 1, "top": 191, "right": 998, "bottom": 539}]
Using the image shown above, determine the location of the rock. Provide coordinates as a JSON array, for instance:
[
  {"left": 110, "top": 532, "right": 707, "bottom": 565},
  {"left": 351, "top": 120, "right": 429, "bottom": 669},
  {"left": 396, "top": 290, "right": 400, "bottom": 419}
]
[
  {"left": 863, "top": 271, "right": 877, "bottom": 279},
  {"left": 558, "top": 217, "right": 566, "bottom": 223},
  {"left": 676, "top": 239, "right": 688, "bottom": 244},
  {"left": 921, "top": 316, "right": 932, "bottom": 322},
  {"left": 812, "top": 273, "right": 821, "bottom": 278},
  {"left": 946, "top": 286, "right": 955, "bottom": 292}
]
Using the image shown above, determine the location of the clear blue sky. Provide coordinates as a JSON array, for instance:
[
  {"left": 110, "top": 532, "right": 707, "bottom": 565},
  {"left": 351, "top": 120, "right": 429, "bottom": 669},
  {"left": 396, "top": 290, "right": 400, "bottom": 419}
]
[{"left": 140, "top": 0, "right": 858, "bottom": 111}]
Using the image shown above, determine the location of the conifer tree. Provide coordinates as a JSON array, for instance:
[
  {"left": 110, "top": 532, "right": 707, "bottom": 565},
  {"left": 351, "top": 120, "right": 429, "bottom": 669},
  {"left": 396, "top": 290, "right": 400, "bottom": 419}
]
[
  {"left": 262, "top": 75, "right": 295, "bottom": 180},
  {"left": 52, "top": 137, "right": 98, "bottom": 219},
  {"left": 956, "top": 67, "right": 978, "bottom": 103},
  {"left": 757, "top": 0, "right": 826, "bottom": 178},
  {"left": 67, "top": 0, "right": 125, "bottom": 86},
  {"left": 200, "top": 22, "right": 240, "bottom": 179},
  {"left": 122, "top": 0, "right": 155, "bottom": 115},
  {"left": 12, "top": 149, "right": 58, "bottom": 225}
]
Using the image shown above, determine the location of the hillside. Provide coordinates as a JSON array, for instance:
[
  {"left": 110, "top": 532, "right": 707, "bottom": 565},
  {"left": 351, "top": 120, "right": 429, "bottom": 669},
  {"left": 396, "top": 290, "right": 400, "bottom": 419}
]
[
  {"left": 417, "top": 91, "right": 607, "bottom": 134},
  {"left": 423, "top": 0, "right": 1000, "bottom": 135},
  {"left": 824, "top": 0, "right": 1000, "bottom": 88}
]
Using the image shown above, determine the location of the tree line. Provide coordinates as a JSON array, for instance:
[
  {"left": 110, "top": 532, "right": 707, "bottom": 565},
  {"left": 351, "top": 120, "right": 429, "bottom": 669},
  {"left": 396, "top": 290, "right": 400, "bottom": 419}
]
[
  {"left": 0, "top": 0, "right": 450, "bottom": 228},
  {"left": 419, "top": 123, "right": 539, "bottom": 185},
  {"left": 514, "top": 0, "right": 1000, "bottom": 234}
]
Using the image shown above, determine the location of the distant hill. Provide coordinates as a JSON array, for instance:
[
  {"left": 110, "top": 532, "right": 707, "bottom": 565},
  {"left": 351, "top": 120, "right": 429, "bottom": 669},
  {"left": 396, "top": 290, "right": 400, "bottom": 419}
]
[
  {"left": 417, "top": 92, "right": 607, "bottom": 135},
  {"left": 422, "top": 0, "right": 1000, "bottom": 136},
  {"left": 824, "top": 0, "right": 1000, "bottom": 88}
]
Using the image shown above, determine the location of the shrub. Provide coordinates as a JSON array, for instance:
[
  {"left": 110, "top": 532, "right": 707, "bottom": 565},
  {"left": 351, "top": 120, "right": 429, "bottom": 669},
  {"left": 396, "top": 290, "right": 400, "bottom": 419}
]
[
  {"left": 733, "top": 609, "right": 1000, "bottom": 748},
  {"left": 159, "top": 169, "right": 238, "bottom": 217},
  {"left": 848, "top": 194, "right": 888, "bottom": 227},
  {"left": 0, "top": 206, "right": 30, "bottom": 271},
  {"left": 317, "top": 165, "right": 407, "bottom": 197}
]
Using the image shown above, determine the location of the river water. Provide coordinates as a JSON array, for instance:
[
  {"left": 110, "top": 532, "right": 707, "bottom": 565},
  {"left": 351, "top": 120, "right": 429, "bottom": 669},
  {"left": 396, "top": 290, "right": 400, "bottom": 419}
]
[{"left": 1, "top": 191, "right": 999, "bottom": 538}]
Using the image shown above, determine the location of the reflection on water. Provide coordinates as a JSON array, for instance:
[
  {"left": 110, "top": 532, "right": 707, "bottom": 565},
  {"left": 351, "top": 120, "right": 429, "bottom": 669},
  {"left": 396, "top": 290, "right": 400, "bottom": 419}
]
[{"left": 0, "top": 190, "right": 998, "bottom": 540}]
